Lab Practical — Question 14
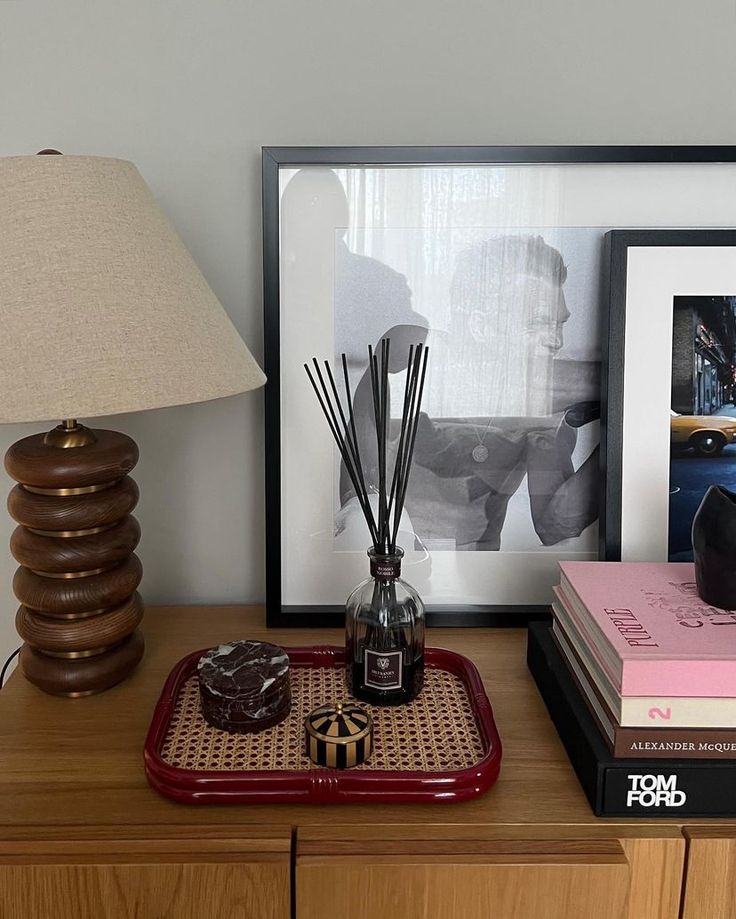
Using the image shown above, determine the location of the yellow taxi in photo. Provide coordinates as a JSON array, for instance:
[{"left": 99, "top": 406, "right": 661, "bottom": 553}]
[{"left": 670, "top": 410, "right": 736, "bottom": 457}]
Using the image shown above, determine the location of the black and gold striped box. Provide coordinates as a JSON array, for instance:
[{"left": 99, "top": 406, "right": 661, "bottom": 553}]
[{"left": 305, "top": 701, "right": 373, "bottom": 769}]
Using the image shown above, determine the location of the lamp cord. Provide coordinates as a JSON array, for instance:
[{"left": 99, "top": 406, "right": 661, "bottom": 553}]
[{"left": 0, "top": 648, "right": 21, "bottom": 689}]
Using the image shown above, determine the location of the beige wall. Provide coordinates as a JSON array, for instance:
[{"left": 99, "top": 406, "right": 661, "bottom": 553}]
[{"left": 1, "top": 0, "right": 735, "bottom": 664}]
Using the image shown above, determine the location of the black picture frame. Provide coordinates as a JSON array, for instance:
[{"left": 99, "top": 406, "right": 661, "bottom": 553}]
[
  {"left": 601, "top": 228, "right": 736, "bottom": 563},
  {"left": 263, "top": 146, "right": 736, "bottom": 627}
]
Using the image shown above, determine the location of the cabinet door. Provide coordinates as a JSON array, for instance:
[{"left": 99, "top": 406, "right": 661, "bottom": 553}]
[
  {"left": 0, "top": 831, "right": 291, "bottom": 919},
  {"left": 298, "top": 839, "right": 628, "bottom": 919},
  {"left": 682, "top": 828, "right": 736, "bottom": 919},
  {"left": 297, "top": 829, "right": 684, "bottom": 919}
]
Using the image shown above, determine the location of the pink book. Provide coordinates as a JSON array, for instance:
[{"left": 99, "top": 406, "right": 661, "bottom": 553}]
[{"left": 558, "top": 562, "right": 736, "bottom": 698}]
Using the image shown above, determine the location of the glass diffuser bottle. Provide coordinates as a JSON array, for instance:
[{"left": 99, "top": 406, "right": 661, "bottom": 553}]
[
  {"left": 346, "top": 547, "right": 424, "bottom": 705},
  {"left": 304, "top": 338, "right": 430, "bottom": 706}
]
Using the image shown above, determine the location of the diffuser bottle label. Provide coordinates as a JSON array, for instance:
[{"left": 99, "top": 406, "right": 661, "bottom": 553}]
[
  {"left": 364, "top": 649, "right": 403, "bottom": 690},
  {"left": 369, "top": 556, "right": 402, "bottom": 579}
]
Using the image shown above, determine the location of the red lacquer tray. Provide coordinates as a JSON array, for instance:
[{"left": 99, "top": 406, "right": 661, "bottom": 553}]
[{"left": 144, "top": 645, "right": 502, "bottom": 805}]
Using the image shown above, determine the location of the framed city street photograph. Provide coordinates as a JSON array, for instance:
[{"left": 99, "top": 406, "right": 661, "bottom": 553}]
[
  {"left": 602, "top": 229, "right": 736, "bottom": 565},
  {"left": 263, "top": 147, "right": 736, "bottom": 625}
]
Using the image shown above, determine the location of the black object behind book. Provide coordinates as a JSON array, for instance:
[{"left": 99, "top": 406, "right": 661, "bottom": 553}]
[
  {"left": 692, "top": 484, "right": 736, "bottom": 610},
  {"left": 528, "top": 620, "right": 736, "bottom": 817}
]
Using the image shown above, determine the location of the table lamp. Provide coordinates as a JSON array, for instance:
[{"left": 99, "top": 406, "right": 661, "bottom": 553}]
[{"left": 0, "top": 153, "right": 266, "bottom": 696}]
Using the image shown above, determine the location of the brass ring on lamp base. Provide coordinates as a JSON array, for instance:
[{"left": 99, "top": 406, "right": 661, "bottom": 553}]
[
  {"left": 34, "top": 566, "right": 116, "bottom": 580},
  {"left": 27, "top": 523, "right": 118, "bottom": 539},
  {"left": 22, "top": 482, "right": 118, "bottom": 497},
  {"left": 41, "top": 645, "right": 117, "bottom": 659}
]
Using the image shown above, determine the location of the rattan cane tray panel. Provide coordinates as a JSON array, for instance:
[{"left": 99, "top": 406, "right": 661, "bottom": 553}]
[
  {"left": 144, "top": 645, "right": 502, "bottom": 804},
  {"left": 162, "top": 666, "right": 483, "bottom": 772}
]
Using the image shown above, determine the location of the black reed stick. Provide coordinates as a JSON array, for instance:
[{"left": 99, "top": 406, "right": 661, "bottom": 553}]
[
  {"left": 305, "top": 338, "right": 429, "bottom": 558},
  {"left": 304, "top": 361, "right": 379, "bottom": 545}
]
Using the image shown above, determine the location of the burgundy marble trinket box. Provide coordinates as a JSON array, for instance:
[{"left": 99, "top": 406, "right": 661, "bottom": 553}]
[{"left": 197, "top": 639, "right": 291, "bottom": 733}]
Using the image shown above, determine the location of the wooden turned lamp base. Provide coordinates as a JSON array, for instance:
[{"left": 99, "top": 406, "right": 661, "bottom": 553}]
[{"left": 4, "top": 420, "right": 144, "bottom": 696}]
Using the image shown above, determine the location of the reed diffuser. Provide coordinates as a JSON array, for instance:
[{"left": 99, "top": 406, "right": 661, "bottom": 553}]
[{"left": 305, "top": 339, "right": 428, "bottom": 705}]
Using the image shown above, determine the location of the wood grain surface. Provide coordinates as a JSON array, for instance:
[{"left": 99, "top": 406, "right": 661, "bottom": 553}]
[
  {"left": 299, "top": 825, "right": 685, "bottom": 919},
  {"left": 4, "top": 429, "right": 138, "bottom": 489},
  {"left": 8, "top": 477, "right": 139, "bottom": 530},
  {"left": 16, "top": 593, "right": 143, "bottom": 651},
  {"left": 13, "top": 555, "right": 143, "bottom": 615},
  {"left": 10, "top": 516, "right": 140, "bottom": 573},
  {"left": 0, "top": 859, "right": 289, "bottom": 919},
  {"left": 620, "top": 835, "right": 685, "bottom": 919},
  {"left": 0, "top": 607, "right": 714, "bottom": 919},
  {"left": 297, "top": 840, "right": 630, "bottom": 919},
  {"left": 19, "top": 629, "right": 144, "bottom": 695},
  {"left": 681, "top": 828, "right": 736, "bottom": 919},
  {"left": 0, "top": 823, "right": 292, "bottom": 919}
]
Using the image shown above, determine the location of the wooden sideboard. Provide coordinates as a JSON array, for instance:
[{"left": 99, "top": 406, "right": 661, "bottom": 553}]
[{"left": 0, "top": 605, "right": 733, "bottom": 919}]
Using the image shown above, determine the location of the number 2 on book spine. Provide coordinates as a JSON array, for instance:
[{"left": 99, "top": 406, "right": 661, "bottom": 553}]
[{"left": 648, "top": 706, "right": 672, "bottom": 721}]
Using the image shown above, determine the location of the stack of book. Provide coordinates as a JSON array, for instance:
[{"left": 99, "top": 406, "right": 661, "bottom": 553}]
[{"left": 528, "top": 561, "right": 736, "bottom": 817}]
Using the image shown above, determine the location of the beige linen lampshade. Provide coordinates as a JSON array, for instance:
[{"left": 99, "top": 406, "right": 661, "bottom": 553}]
[
  {"left": 0, "top": 155, "right": 265, "bottom": 422},
  {"left": 0, "top": 154, "right": 265, "bottom": 698}
]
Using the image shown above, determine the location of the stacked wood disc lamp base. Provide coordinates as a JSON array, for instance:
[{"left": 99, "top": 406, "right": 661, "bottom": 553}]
[{"left": 4, "top": 421, "right": 144, "bottom": 696}]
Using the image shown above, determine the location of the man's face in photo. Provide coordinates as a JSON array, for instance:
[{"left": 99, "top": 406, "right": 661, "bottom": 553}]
[{"left": 468, "top": 270, "right": 570, "bottom": 358}]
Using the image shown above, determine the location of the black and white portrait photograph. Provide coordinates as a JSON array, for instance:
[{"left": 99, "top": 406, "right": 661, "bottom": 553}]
[
  {"left": 272, "top": 158, "right": 736, "bottom": 617},
  {"left": 327, "top": 205, "right": 603, "bottom": 558},
  {"left": 276, "top": 163, "right": 610, "bottom": 610}
]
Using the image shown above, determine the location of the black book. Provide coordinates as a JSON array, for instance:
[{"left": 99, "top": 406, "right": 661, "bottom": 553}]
[{"left": 527, "top": 620, "right": 736, "bottom": 817}]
